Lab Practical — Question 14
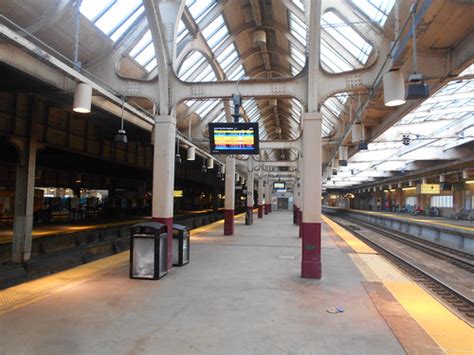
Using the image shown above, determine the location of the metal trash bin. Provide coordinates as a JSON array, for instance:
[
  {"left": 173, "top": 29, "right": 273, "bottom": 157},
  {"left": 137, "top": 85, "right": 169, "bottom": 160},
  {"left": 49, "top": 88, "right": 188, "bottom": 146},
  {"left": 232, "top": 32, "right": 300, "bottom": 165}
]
[
  {"left": 130, "top": 222, "right": 168, "bottom": 279},
  {"left": 172, "top": 224, "right": 190, "bottom": 266}
]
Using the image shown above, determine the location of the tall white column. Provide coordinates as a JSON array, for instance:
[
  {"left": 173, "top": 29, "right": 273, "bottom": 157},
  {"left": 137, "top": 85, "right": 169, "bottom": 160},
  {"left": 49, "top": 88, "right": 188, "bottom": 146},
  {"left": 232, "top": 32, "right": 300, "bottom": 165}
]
[
  {"left": 152, "top": 115, "right": 176, "bottom": 268},
  {"left": 224, "top": 156, "right": 235, "bottom": 235},
  {"left": 301, "top": 112, "right": 322, "bottom": 278},
  {"left": 12, "top": 139, "right": 37, "bottom": 263},
  {"left": 257, "top": 172, "right": 264, "bottom": 218}
]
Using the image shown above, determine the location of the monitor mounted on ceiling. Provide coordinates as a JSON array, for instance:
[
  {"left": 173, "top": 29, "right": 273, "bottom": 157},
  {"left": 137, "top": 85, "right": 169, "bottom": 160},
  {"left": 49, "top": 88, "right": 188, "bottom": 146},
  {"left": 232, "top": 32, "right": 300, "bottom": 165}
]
[{"left": 208, "top": 122, "right": 259, "bottom": 155}]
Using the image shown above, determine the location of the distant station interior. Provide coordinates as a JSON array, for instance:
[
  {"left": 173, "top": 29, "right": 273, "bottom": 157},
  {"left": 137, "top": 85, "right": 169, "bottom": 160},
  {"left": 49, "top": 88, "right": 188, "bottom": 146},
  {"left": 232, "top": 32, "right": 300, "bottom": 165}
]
[{"left": 0, "top": 0, "right": 473, "bottom": 354}]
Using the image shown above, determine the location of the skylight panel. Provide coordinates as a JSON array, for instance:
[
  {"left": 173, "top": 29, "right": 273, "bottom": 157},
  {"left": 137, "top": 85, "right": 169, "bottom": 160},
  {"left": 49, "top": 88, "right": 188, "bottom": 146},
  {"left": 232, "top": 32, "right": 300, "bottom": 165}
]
[
  {"left": 292, "top": 0, "right": 305, "bottom": 11},
  {"left": 80, "top": 0, "right": 114, "bottom": 22},
  {"left": 289, "top": 11, "right": 307, "bottom": 46},
  {"left": 187, "top": 0, "right": 216, "bottom": 22},
  {"left": 228, "top": 66, "right": 245, "bottom": 80},
  {"left": 207, "top": 25, "right": 229, "bottom": 49},
  {"left": 290, "top": 44, "right": 305, "bottom": 68},
  {"left": 110, "top": 5, "right": 144, "bottom": 41},
  {"left": 145, "top": 58, "right": 158, "bottom": 72},
  {"left": 351, "top": 0, "right": 396, "bottom": 26},
  {"left": 322, "top": 11, "right": 373, "bottom": 65},
  {"left": 320, "top": 38, "right": 354, "bottom": 73},
  {"left": 93, "top": 1, "right": 142, "bottom": 36},
  {"left": 202, "top": 15, "right": 224, "bottom": 39},
  {"left": 177, "top": 20, "right": 189, "bottom": 44},
  {"left": 134, "top": 43, "right": 155, "bottom": 66},
  {"left": 129, "top": 30, "right": 152, "bottom": 57}
]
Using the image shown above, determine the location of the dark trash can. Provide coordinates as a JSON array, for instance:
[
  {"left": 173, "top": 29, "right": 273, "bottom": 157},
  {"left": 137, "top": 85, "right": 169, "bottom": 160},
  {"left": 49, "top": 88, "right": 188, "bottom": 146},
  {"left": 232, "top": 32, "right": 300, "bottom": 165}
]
[
  {"left": 130, "top": 222, "right": 168, "bottom": 280},
  {"left": 172, "top": 224, "right": 190, "bottom": 266}
]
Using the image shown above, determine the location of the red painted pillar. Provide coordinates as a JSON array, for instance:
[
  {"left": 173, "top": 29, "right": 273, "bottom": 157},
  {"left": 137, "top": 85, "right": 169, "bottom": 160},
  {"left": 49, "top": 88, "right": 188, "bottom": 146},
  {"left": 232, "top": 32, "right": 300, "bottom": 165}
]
[
  {"left": 258, "top": 175, "right": 264, "bottom": 219},
  {"left": 224, "top": 156, "right": 235, "bottom": 235},
  {"left": 264, "top": 204, "right": 269, "bottom": 215},
  {"left": 300, "top": 111, "right": 322, "bottom": 279}
]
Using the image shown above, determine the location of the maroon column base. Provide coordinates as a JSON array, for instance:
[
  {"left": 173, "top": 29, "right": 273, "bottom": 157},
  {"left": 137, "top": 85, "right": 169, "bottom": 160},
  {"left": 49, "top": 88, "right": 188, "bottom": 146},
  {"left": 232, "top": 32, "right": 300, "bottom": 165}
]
[
  {"left": 245, "top": 207, "right": 253, "bottom": 225},
  {"left": 258, "top": 205, "right": 263, "bottom": 218},
  {"left": 152, "top": 216, "right": 173, "bottom": 269},
  {"left": 301, "top": 222, "right": 322, "bottom": 279},
  {"left": 224, "top": 209, "right": 234, "bottom": 235},
  {"left": 268, "top": 204, "right": 272, "bottom": 213},
  {"left": 264, "top": 204, "right": 269, "bottom": 215}
]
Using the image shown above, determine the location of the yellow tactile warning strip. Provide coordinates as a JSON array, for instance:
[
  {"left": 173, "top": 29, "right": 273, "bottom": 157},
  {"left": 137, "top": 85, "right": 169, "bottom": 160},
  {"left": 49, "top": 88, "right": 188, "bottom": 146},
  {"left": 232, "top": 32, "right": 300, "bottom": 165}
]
[
  {"left": 328, "top": 224, "right": 474, "bottom": 354},
  {"left": 384, "top": 281, "right": 474, "bottom": 354},
  {"left": 0, "top": 252, "right": 129, "bottom": 316},
  {"left": 353, "top": 210, "right": 474, "bottom": 232},
  {"left": 0, "top": 211, "right": 248, "bottom": 315},
  {"left": 322, "top": 215, "right": 377, "bottom": 254},
  {"left": 0, "top": 219, "right": 144, "bottom": 245},
  {"left": 190, "top": 211, "right": 248, "bottom": 239}
]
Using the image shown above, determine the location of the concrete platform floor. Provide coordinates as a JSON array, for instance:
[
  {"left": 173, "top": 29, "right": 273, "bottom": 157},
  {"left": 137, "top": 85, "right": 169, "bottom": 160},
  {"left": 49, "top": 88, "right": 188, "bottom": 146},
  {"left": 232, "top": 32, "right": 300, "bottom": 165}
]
[{"left": 0, "top": 212, "right": 405, "bottom": 354}]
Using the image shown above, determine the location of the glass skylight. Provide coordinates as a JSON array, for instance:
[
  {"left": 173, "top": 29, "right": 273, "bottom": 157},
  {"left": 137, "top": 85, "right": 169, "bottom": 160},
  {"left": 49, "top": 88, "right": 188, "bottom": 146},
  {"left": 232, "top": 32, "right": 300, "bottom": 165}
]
[
  {"left": 351, "top": 0, "right": 396, "bottom": 26},
  {"left": 80, "top": 0, "right": 143, "bottom": 40},
  {"left": 330, "top": 72, "right": 474, "bottom": 188},
  {"left": 322, "top": 11, "right": 373, "bottom": 65},
  {"left": 80, "top": 0, "right": 157, "bottom": 73}
]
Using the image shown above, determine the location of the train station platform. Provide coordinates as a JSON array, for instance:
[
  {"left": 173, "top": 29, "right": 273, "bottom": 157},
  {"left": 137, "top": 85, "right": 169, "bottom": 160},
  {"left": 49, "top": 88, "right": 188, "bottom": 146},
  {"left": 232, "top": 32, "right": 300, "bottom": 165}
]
[{"left": 0, "top": 211, "right": 472, "bottom": 354}]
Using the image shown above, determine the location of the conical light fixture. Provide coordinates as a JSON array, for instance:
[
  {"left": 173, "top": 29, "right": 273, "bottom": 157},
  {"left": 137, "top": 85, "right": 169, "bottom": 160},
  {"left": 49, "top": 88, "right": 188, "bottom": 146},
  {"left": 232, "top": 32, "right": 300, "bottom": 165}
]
[{"left": 114, "top": 97, "right": 128, "bottom": 144}]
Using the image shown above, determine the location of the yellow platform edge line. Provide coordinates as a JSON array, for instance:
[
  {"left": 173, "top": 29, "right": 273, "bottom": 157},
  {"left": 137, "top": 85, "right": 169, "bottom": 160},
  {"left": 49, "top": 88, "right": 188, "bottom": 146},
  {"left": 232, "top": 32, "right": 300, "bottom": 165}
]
[
  {"left": 0, "top": 211, "right": 248, "bottom": 315},
  {"left": 0, "top": 252, "right": 129, "bottom": 316},
  {"left": 352, "top": 210, "right": 474, "bottom": 232},
  {"left": 326, "top": 214, "right": 474, "bottom": 353},
  {"left": 322, "top": 215, "right": 377, "bottom": 254},
  {"left": 384, "top": 280, "right": 474, "bottom": 354}
]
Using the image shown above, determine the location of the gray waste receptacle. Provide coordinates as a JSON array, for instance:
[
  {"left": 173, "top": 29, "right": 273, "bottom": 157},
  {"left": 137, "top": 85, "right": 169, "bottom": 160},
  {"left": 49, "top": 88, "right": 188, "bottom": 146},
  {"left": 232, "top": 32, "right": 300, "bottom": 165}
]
[
  {"left": 130, "top": 222, "right": 168, "bottom": 279},
  {"left": 172, "top": 224, "right": 190, "bottom": 266}
]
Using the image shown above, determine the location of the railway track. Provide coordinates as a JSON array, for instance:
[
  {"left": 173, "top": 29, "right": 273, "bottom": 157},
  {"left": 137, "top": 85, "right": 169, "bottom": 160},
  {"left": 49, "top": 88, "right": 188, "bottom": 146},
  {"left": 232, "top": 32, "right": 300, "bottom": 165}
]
[{"left": 327, "top": 215, "right": 474, "bottom": 322}]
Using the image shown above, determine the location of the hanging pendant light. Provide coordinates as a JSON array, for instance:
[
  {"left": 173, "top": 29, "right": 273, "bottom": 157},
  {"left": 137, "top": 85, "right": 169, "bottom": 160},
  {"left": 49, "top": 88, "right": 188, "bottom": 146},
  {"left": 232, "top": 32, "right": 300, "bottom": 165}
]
[
  {"left": 207, "top": 158, "right": 214, "bottom": 169},
  {"left": 175, "top": 138, "right": 182, "bottom": 163},
  {"left": 73, "top": 83, "right": 92, "bottom": 113},
  {"left": 201, "top": 157, "right": 207, "bottom": 173},
  {"left": 383, "top": 70, "right": 406, "bottom": 107},
  {"left": 187, "top": 146, "right": 195, "bottom": 161},
  {"left": 114, "top": 97, "right": 128, "bottom": 144}
]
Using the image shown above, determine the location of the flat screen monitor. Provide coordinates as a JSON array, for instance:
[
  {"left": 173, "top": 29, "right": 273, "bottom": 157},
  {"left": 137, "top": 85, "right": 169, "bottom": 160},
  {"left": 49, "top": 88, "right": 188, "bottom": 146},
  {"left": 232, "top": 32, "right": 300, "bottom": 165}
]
[
  {"left": 209, "top": 122, "right": 259, "bottom": 155},
  {"left": 273, "top": 182, "right": 286, "bottom": 190}
]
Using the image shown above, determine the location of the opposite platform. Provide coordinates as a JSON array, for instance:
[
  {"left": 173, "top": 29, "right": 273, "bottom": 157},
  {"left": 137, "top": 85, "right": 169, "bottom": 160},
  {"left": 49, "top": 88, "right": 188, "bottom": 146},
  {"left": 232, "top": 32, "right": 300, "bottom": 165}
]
[{"left": 1, "top": 212, "right": 405, "bottom": 354}]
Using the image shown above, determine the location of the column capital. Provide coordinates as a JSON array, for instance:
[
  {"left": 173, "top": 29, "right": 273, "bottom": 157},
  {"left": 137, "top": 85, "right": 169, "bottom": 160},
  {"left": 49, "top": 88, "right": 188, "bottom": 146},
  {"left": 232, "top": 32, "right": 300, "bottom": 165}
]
[
  {"left": 302, "top": 111, "right": 322, "bottom": 121},
  {"left": 154, "top": 114, "right": 176, "bottom": 125}
]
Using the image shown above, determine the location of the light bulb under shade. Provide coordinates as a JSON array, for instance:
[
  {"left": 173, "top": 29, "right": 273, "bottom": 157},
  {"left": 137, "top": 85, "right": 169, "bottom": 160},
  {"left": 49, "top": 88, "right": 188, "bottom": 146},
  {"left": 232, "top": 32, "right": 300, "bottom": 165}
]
[
  {"left": 187, "top": 146, "right": 195, "bottom": 161},
  {"left": 207, "top": 158, "right": 214, "bottom": 169},
  {"left": 383, "top": 71, "right": 406, "bottom": 107},
  {"left": 73, "top": 83, "right": 92, "bottom": 113}
]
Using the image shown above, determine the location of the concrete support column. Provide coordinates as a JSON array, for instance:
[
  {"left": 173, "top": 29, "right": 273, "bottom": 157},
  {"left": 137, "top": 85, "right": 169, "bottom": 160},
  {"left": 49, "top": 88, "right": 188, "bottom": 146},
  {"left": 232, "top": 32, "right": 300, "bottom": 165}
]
[
  {"left": 152, "top": 115, "right": 176, "bottom": 268},
  {"left": 12, "top": 139, "right": 37, "bottom": 263},
  {"left": 454, "top": 182, "right": 465, "bottom": 212},
  {"left": 246, "top": 165, "right": 254, "bottom": 225},
  {"left": 224, "top": 156, "right": 235, "bottom": 235},
  {"left": 293, "top": 179, "right": 299, "bottom": 225},
  {"left": 263, "top": 176, "right": 269, "bottom": 215},
  {"left": 298, "top": 159, "right": 304, "bottom": 237},
  {"left": 266, "top": 176, "right": 272, "bottom": 213},
  {"left": 301, "top": 112, "right": 322, "bottom": 279},
  {"left": 257, "top": 174, "right": 264, "bottom": 218}
]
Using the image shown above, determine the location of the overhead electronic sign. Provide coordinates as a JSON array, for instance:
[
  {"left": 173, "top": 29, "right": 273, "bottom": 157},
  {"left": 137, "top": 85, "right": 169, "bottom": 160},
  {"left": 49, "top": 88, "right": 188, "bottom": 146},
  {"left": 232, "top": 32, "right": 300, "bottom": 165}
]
[
  {"left": 209, "top": 122, "right": 259, "bottom": 155},
  {"left": 273, "top": 182, "right": 286, "bottom": 190},
  {"left": 418, "top": 184, "right": 440, "bottom": 194}
]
